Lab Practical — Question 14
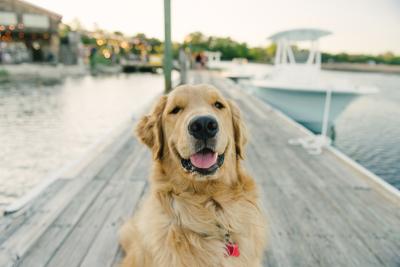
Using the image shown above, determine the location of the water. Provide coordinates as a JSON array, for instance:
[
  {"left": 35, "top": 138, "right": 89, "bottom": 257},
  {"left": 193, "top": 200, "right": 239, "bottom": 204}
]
[
  {"left": 0, "top": 73, "right": 163, "bottom": 208},
  {"left": 332, "top": 72, "right": 400, "bottom": 188},
  {"left": 233, "top": 63, "right": 400, "bottom": 189}
]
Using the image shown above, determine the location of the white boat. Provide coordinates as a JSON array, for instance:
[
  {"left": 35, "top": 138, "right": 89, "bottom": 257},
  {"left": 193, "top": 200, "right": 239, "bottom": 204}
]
[
  {"left": 223, "top": 58, "right": 254, "bottom": 81},
  {"left": 251, "top": 29, "right": 377, "bottom": 134},
  {"left": 204, "top": 51, "right": 222, "bottom": 69}
]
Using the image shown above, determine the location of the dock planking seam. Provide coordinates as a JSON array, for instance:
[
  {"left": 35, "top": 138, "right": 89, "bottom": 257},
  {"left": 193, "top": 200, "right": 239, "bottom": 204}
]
[
  {"left": 247, "top": 141, "right": 384, "bottom": 266},
  {"left": 0, "top": 125, "right": 134, "bottom": 241},
  {"left": 0, "top": 180, "right": 68, "bottom": 244},
  {"left": 79, "top": 180, "right": 146, "bottom": 267},
  {"left": 110, "top": 180, "right": 150, "bottom": 267},
  {"left": 79, "top": 146, "right": 148, "bottom": 267},
  {"left": 16, "top": 138, "right": 140, "bottom": 267},
  {"left": 0, "top": 127, "right": 136, "bottom": 266},
  {"left": 41, "top": 139, "right": 142, "bottom": 267}
]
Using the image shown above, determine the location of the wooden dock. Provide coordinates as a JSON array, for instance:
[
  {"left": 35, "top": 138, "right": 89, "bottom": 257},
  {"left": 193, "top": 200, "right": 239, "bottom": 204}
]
[{"left": 1, "top": 72, "right": 399, "bottom": 267}]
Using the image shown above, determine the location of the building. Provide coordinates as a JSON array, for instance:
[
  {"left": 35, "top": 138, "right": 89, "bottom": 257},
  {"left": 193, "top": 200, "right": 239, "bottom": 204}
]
[{"left": 0, "top": 0, "right": 62, "bottom": 63}]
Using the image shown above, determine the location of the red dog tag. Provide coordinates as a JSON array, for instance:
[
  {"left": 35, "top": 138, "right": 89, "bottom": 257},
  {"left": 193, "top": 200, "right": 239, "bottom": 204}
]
[{"left": 225, "top": 242, "right": 240, "bottom": 257}]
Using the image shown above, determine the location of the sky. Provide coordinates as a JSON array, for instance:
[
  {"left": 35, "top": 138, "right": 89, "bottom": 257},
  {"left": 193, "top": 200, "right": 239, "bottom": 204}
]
[{"left": 28, "top": 0, "right": 400, "bottom": 54}]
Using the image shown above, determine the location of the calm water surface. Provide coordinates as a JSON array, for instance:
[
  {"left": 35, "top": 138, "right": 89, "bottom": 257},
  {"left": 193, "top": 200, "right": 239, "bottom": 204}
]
[
  {"left": 0, "top": 73, "right": 163, "bottom": 207},
  {"left": 1, "top": 66, "right": 399, "bottom": 208},
  {"left": 332, "top": 71, "right": 400, "bottom": 188}
]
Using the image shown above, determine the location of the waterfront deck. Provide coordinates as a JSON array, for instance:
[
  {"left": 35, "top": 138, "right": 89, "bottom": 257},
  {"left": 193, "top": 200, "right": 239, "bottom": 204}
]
[{"left": 0, "top": 72, "right": 399, "bottom": 267}]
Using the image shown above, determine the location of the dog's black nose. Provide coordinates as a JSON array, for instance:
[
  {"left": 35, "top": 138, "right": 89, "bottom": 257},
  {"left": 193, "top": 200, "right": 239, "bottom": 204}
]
[{"left": 188, "top": 116, "right": 219, "bottom": 140}]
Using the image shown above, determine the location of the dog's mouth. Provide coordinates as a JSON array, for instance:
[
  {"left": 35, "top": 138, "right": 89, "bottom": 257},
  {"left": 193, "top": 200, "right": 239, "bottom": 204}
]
[{"left": 181, "top": 148, "right": 225, "bottom": 176}]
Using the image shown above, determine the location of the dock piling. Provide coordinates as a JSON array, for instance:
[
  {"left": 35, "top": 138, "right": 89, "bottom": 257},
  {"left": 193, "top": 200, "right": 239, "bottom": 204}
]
[{"left": 163, "top": 0, "right": 172, "bottom": 93}]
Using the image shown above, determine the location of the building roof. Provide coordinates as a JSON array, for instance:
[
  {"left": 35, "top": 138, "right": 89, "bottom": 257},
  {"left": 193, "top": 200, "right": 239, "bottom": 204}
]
[{"left": 16, "top": 0, "right": 62, "bottom": 21}]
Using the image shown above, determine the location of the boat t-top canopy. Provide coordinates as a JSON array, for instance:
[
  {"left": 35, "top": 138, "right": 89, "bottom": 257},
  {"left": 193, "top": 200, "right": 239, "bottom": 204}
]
[
  {"left": 269, "top": 28, "right": 332, "bottom": 67},
  {"left": 269, "top": 28, "right": 332, "bottom": 42}
]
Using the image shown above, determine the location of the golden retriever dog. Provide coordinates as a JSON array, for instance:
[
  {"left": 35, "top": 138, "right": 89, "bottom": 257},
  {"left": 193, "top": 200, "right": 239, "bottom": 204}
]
[{"left": 119, "top": 84, "right": 267, "bottom": 267}]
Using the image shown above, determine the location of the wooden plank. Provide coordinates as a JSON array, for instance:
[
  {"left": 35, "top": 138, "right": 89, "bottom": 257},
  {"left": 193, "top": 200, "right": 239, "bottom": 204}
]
[
  {"left": 127, "top": 150, "right": 151, "bottom": 181},
  {"left": 246, "top": 142, "right": 384, "bottom": 267},
  {"left": 79, "top": 180, "right": 146, "bottom": 267},
  {"left": 16, "top": 140, "right": 139, "bottom": 266},
  {"left": 0, "top": 130, "right": 135, "bottom": 267},
  {"left": 109, "top": 146, "right": 153, "bottom": 266},
  {"left": 0, "top": 125, "right": 133, "bottom": 242},
  {"left": 43, "top": 143, "right": 145, "bottom": 267},
  {"left": 0, "top": 180, "right": 68, "bottom": 244},
  {"left": 16, "top": 139, "right": 139, "bottom": 267}
]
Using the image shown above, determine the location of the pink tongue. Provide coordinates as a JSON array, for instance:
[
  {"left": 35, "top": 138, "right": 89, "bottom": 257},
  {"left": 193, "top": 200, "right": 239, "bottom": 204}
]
[{"left": 190, "top": 151, "right": 218, "bottom": 169}]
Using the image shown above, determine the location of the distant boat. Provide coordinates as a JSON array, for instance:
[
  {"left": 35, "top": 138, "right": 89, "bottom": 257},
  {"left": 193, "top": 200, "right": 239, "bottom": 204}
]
[
  {"left": 251, "top": 28, "right": 377, "bottom": 134},
  {"left": 223, "top": 58, "right": 253, "bottom": 82},
  {"left": 204, "top": 51, "right": 222, "bottom": 69}
]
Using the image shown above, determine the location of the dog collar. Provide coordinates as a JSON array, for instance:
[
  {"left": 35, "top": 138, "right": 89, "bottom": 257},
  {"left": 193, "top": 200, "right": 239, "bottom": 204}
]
[
  {"left": 223, "top": 231, "right": 240, "bottom": 257},
  {"left": 225, "top": 242, "right": 240, "bottom": 257}
]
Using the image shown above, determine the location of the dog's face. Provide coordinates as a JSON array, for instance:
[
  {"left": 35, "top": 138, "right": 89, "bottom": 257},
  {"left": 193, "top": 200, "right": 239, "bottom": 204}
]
[{"left": 136, "top": 84, "right": 246, "bottom": 181}]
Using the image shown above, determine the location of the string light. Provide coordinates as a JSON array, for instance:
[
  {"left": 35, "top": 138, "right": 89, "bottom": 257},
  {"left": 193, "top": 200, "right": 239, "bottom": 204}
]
[
  {"left": 103, "top": 49, "right": 111, "bottom": 59},
  {"left": 96, "top": 39, "right": 104, "bottom": 46},
  {"left": 121, "top": 41, "right": 129, "bottom": 49}
]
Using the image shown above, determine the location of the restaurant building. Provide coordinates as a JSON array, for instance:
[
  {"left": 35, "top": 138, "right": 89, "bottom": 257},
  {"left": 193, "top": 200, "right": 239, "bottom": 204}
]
[{"left": 0, "top": 0, "right": 62, "bottom": 63}]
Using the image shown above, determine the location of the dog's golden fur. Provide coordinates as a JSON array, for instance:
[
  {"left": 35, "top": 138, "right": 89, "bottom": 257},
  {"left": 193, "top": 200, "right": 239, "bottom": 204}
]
[{"left": 119, "top": 84, "right": 267, "bottom": 267}]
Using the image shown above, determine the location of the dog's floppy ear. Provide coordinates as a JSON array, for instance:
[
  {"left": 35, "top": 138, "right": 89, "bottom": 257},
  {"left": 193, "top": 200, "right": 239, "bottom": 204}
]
[
  {"left": 136, "top": 95, "right": 167, "bottom": 160},
  {"left": 228, "top": 100, "right": 248, "bottom": 159}
]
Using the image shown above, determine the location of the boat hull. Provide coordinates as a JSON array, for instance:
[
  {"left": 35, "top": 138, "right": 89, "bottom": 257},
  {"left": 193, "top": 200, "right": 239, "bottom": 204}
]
[{"left": 253, "top": 86, "right": 359, "bottom": 133}]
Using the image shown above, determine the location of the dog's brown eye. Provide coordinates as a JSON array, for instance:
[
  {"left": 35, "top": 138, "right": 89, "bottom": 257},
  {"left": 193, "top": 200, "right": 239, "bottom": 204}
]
[
  {"left": 170, "top": 106, "right": 182, "bottom": 114},
  {"left": 214, "top": 101, "right": 224, "bottom": 109}
]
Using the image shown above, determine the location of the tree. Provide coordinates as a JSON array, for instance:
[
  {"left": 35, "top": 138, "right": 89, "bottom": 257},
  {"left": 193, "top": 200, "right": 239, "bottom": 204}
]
[
  {"left": 183, "top": 32, "right": 275, "bottom": 62},
  {"left": 183, "top": 32, "right": 210, "bottom": 52}
]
